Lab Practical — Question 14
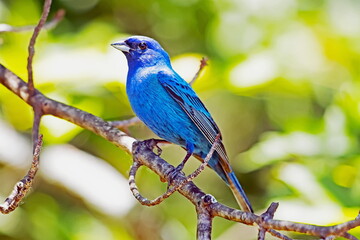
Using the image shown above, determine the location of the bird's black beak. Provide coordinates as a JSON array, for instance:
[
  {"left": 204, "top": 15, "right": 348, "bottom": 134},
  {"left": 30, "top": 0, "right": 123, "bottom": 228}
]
[{"left": 111, "top": 41, "right": 131, "bottom": 53}]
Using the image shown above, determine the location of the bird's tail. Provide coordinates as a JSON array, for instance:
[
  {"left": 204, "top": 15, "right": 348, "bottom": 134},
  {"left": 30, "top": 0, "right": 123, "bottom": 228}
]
[
  {"left": 195, "top": 151, "right": 253, "bottom": 212},
  {"left": 226, "top": 172, "right": 253, "bottom": 213}
]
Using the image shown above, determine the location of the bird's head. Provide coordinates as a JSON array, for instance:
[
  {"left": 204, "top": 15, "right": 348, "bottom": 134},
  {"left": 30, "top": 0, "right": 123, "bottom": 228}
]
[{"left": 111, "top": 36, "right": 171, "bottom": 69}]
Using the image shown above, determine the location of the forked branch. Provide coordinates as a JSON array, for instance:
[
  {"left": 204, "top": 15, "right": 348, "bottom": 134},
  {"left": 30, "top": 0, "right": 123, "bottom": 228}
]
[{"left": 129, "top": 135, "right": 220, "bottom": 206}]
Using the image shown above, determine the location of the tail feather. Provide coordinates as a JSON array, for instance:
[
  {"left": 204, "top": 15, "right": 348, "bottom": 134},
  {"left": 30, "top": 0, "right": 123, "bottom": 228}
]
[
  {"left": 194, "top": 151, "right": 253, "bottom": 212},
  {"left": 227, "top": 172, "right": 253, "bottom": 213}
]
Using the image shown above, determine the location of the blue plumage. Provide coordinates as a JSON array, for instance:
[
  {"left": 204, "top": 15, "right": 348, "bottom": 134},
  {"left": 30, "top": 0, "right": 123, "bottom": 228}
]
[{"left": 112, "top": 36, "right": 253, "bottom": 212}]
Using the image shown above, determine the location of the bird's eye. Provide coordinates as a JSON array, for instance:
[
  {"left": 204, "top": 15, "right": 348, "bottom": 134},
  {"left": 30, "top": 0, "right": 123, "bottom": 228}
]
[{"left": 139, "top": 42, "right": 147, "bottom": 50}]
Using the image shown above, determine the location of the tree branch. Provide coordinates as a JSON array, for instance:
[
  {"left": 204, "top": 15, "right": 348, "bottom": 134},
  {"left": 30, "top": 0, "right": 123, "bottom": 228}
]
[
  {"left": 1, "top": 63, "right": 359, "bottom": 239},
  {"left": 27, "top": 0, "right": 52, "bottom": 94},
  {"left": 189, "top": 57, "right": 208, "bottom": 85},
  {"left": 25, "top": 0, "right": 54, "bottom": 148},
  {"left": 0, "top": 135, "right": 43, "bottom": 214},
  {"left": 197, "top": 195, "right": 215, "bottom": 240},
  {"left": 109, "top": 116, "right": 141, "bottom": 131},
  {"left": 0, "top": 9, "right": 65, "bottom": 33},
  {"left": 129, "top": 136, "right": 219, "bottom": 206}
]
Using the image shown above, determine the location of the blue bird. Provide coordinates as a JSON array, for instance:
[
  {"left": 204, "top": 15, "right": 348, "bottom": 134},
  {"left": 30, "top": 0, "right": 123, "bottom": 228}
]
[{"left": 112, "top": 36, "right": 253, "bottom": 212}]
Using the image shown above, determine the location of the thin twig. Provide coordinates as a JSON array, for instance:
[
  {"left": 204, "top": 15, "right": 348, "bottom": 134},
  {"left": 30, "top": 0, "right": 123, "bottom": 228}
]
[
  {"left": 184, "top": 134, "right": 220, "bottom": 183},
  {"left": 109, "top": 116, "right": 141, "bottom": 133},
  {"left": 189, "top": 57, "right": 208, "bottom": 85},
  {"left": 32, "top": 105, "right": 43, "bottom": 151},
  {"left": 267, "top": 229, "right": 293, "bottom": 240},
  {"left": 0, "top": 9, "right": 64, "bottom": 33},
  {"left": 27, "top": 0, "right": 53, "bottom": 95},
  {"left": 0, "top": 135, "right": 43, "bottom": 214},
  {"left": 258, "top": 203, "right": 281, "bottom": 240},
  {"left": 341, "top": 233, "right": 358, "bottom": 240},
  {"left": 258, "top": 228, "right": 266, "bottom": 240},
  {"left": 24, "top": 0, "right": 51, "bottom": 149}
]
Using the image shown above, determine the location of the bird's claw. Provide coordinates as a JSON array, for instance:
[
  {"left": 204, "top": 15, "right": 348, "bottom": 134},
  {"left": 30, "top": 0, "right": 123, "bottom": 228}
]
[
  {"left": 143, "top": 139, "right": 166, "bottom": 156},
  {"left": 166, "top": 163, "right": 185, "bottom": 189},
  {"left": 155, "top": 144, "right": 162, "bottom": 156}
]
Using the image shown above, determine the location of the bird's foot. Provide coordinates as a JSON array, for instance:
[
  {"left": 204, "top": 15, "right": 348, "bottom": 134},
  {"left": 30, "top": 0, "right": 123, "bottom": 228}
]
[
  {"left": 143, "top": 139, "right": 169, "bottom": 156},
  {"left": 167, "top": 162, "right": 186, "bottom": 189},
  {"left": 166, "top": 149, "right": 192, "bottom": 188}
]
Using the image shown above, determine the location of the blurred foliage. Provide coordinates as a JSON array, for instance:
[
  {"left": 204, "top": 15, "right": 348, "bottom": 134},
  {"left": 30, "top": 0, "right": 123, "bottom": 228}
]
[{"left": 1, "top": 0, "right": 360, "bottom": 239}]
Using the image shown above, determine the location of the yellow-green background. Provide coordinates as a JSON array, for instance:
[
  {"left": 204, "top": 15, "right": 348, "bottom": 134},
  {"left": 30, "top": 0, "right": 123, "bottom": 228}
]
[{"left": 0, "top": 0, "right": 360, "bottom": 239}]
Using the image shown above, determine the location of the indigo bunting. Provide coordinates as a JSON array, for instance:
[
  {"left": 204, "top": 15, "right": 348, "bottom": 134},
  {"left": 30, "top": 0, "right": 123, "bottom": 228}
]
[{"left": 112, "top": 36, "right": 253, "bottom": 212}]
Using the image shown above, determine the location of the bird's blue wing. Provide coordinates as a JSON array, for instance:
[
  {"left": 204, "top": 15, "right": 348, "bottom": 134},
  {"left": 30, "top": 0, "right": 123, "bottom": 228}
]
[{"left": 157, "top": 71, "right": 231, "bottom": 172}]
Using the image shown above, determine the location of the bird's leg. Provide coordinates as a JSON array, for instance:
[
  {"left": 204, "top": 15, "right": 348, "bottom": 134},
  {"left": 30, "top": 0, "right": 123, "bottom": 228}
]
[
  {"left": 168, "top": 143, "right": 194, "bottom": 185},
  {"left": 143, "top": 138, "right": 170, "bottom": 156},
  {"left": 174, "top": 150, "right": 192, "bottom": 173},
  {"left": 175, "top": 142, "right": 194, "bottom": 172}
]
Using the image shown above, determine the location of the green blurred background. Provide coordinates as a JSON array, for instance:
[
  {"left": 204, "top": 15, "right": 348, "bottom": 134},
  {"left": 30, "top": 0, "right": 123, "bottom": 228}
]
[{"left": 1, "top": 0, "right": 360, "bottom": 239}]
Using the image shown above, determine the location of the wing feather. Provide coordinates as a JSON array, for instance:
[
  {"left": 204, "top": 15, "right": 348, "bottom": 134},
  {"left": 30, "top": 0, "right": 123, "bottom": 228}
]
[{"left": 157, "top": 71, "right": 230, "bottom": 172}]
